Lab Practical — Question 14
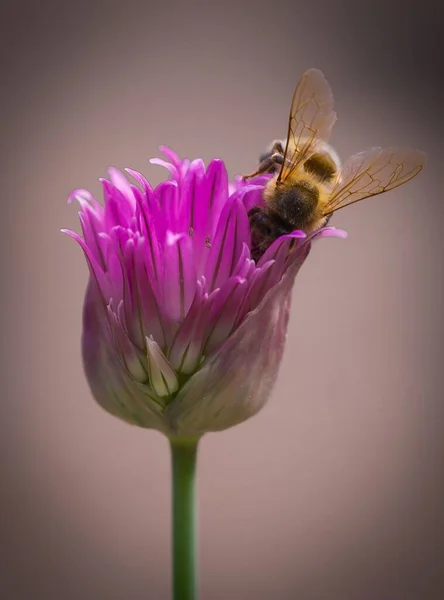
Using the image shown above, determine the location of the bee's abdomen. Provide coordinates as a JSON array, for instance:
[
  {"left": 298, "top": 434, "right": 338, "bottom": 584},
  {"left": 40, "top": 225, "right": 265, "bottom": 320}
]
[{"left": 274, "top": 181, "right": 319, "bottom": 228}]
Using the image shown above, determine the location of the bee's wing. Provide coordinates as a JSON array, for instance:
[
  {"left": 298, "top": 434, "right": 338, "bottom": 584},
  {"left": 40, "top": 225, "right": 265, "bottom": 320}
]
[
  {"left": 323, "top": 146, "right": 426, "bottom": 215},
  {"left": 278, "top": 69, "right": 337, "bottom": 183}
]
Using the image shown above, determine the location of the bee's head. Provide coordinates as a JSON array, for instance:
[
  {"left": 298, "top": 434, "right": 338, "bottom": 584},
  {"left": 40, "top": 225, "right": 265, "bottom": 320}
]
[{"left": 258, "top": 139, "right": 285, "bottom": 174}]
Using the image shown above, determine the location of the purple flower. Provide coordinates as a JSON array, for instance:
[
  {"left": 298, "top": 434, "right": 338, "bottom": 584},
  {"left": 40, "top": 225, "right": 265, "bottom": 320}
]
[{"left": 63, "top": 147, "right": 346, "bottom": 437}]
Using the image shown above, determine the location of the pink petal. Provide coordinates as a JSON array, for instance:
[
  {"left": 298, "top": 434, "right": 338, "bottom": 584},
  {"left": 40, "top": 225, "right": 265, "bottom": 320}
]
[
  {"left": 108, "top": 167, "right": 136, "bottom": 209},
  {"left": 149, "top": 157, "right": 179, "bottom": 180},
  {"left": 146, "top": 337, "right": 179, "bottom": 397},
  {"left": 107, "top": 304, "right": 147, "bottom": 382},
  {"left": 168, "top": 281, "right": 209, "bottom": 373},
  {"left": 204, "top": 197, "right": 250, "bottom": 292},
  {"left": 165, "top": 249, "right": 302, "bottom": 436},
  {"left": 61, "top": 228, "right": 109, "bottom": 302},
  {"left": 82, "top": 283, "right": 169, "bottom": 430},
  {"left": 204, "top": 277, "right": 248, "bottom": 354},
  {"left": 161, "top": 231, "right": 197, "bottom": 323}
]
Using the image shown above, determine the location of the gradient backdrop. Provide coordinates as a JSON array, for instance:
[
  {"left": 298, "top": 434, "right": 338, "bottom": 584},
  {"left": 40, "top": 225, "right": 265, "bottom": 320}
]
[{"left": 2, "top": 0, "right": 443, "bottom": 598}]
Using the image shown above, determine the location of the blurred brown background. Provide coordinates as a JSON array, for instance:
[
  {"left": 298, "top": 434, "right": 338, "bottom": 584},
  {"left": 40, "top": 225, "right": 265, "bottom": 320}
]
[{"left": 1, "top": 0, "right": 443, "bottom": 598}]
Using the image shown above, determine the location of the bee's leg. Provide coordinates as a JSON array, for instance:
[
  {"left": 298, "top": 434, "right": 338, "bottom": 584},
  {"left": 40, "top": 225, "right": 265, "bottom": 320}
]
[
  {"left": 323, "top": 213, "right": 333, "bottom": 227},
  {"left": 270, "top": 153, "right": 284, "bottom": 165},
  {"left": 270, "top": 140, "right": 284, "bottom": 154},
  {"left": 243, "top": 156, "right": 276, "bottom": 180},
  {"left": 259, "top": 140, "right": 285, "bottom": 163},
  {"left": 243, "top": 153, "right": 283, "bottom": 180}
]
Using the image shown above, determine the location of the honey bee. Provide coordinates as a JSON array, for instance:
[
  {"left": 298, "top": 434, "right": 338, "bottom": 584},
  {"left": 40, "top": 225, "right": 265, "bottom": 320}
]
[{"left": 244, "top": 68, "right": 426, "bottom": 261}]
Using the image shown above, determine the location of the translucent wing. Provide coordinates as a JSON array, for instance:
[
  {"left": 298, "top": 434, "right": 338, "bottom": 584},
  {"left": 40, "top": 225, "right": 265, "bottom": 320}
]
[
  {"left": 277, "top": 68, "right": 337, "bottom": 183},
  {"left": 323, "top": 146, "right": 426, "bottom": 214}
]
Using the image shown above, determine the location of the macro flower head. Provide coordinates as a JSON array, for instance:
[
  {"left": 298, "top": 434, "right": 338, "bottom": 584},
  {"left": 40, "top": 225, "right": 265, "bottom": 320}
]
[{"left": 63, "top": 147, "right": 346, "bottom": 437}]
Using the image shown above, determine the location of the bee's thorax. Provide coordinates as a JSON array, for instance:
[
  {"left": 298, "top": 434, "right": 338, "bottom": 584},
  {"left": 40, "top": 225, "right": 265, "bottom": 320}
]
[{"left": 303, "top": 151, "right": 338, "bottom": 183}]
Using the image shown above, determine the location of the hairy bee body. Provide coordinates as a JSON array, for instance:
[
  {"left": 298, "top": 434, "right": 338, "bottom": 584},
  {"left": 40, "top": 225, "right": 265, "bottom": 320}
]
[
  {"left": 243, "top": 68, "right": 425, "bottom": 262},
  {"left": 248, "top": 139, "right": 341, "bottom": 260}
]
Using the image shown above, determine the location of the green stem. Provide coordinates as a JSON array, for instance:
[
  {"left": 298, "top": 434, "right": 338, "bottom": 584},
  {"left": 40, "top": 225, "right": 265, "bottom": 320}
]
[{"left": 170, "top": 436, "right": 200, "bottom": 600}]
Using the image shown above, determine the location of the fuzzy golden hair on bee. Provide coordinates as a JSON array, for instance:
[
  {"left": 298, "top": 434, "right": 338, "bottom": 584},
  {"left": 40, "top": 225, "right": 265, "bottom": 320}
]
[
  {"left": 244, "top": 68, "right": 426, "bottom": 260},
  {"left": 264, "top": 170, "right": 329, "bottom": 233}
]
